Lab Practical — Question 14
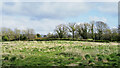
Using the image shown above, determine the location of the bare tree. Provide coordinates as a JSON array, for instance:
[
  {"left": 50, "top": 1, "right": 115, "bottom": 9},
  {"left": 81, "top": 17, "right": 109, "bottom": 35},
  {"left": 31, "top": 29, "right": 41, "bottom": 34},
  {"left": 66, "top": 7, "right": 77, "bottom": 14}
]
[
  {"left": 14, "top": 28, "right": 21, "bottom": 41},
  {"left": 27, "top": 28, "right": 35, "bottom": 40},
  {"left": 75, "top": 23, "right": 83, "bottom": 39},
  {"left": 76, "top": 23, "right": 90, "bottom": 39},
  {"left": 54, "top": 24, "right": 68, "bottom": 38},
  {"left": 95, "top": 21, "right": 108, "bottom": 40},
  {"left": 21, "top": 28, "right": 35, "bottom": 40},
  {"left": 82, "top": 23, "right": 90, "bottom": 39},
  {"left": 67, "top": 23, "right": 76, "bottom": 39}
]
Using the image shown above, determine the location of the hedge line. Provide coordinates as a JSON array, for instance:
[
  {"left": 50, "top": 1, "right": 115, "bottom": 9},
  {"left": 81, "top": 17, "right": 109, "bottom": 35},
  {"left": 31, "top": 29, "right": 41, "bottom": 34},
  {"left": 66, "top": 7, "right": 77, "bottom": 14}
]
[{"left": 35, "top": 38, "right": 112, "bottom": 43}]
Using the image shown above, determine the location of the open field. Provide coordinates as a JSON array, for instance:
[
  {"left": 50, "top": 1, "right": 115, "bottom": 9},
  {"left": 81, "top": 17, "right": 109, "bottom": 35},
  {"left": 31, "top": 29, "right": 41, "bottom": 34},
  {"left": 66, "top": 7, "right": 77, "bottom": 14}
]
[{"left": 1, "top": 41, "right": 120, "bottom": 66}]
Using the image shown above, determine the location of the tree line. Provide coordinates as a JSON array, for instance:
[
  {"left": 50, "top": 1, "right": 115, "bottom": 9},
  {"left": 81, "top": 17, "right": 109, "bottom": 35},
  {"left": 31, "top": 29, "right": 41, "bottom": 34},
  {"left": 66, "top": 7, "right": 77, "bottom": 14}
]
[
  {"left": 50, "top": 21, "right": 120, "bottom": 41},
  {"left": 0, "top": 21, "right": 120, "bottom": 41},
  {"left": 1, "top": 28, "right": 35, "bottom": 41}
]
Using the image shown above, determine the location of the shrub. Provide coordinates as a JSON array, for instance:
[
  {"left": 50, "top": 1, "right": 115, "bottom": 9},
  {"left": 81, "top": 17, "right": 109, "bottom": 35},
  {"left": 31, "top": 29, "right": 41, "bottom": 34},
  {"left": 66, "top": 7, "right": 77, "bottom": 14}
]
[
  {"left": 2, "top": 36, "right": 9, "bottom": 41},
  {"left": 20, "top": 35, "right": 28, "bottom": 40}
]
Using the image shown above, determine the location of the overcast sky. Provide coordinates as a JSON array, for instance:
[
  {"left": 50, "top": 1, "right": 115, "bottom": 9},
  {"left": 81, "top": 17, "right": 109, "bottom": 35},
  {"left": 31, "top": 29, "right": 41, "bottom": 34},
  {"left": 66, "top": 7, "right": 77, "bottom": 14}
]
[{"left": 1, "top": 2, "right": 118, "bottom": 34}]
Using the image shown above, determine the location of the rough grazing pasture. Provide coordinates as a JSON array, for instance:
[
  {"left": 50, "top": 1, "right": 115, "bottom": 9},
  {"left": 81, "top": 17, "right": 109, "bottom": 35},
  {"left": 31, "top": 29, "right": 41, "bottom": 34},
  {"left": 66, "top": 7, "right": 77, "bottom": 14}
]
[{"left": 1, "top": 41, "right": 120, "bottom": 66}]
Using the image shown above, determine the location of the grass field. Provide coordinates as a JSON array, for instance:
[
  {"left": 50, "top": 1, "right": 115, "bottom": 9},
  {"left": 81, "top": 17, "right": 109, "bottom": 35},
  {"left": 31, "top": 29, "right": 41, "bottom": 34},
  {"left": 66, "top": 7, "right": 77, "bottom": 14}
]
[{"left": 1, "top": 41, "right": 120, "bottom": 66}]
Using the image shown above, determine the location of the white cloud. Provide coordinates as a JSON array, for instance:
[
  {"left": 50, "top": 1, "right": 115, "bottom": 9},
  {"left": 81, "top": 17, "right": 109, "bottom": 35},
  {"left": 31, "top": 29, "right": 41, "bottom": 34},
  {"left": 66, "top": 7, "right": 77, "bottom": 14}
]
[
  {"left": 2, "top": 15, "right": 66, "bottom": 34},
  {"left": 2, "top": 2, "right": 91, "bottom": 34},
  {"left": 2, "top": 2, "right": 118, "bottom": 34}
]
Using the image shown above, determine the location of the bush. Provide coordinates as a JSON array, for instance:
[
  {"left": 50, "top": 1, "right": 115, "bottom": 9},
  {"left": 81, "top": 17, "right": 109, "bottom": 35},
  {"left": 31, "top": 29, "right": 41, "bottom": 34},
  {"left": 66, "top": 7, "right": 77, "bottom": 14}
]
[
  {"left": 20, "top": 35, "right": 28, "bottom": 40},
  {"left": 2, "top": 36, "right": 9, "bottom": 41}
]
